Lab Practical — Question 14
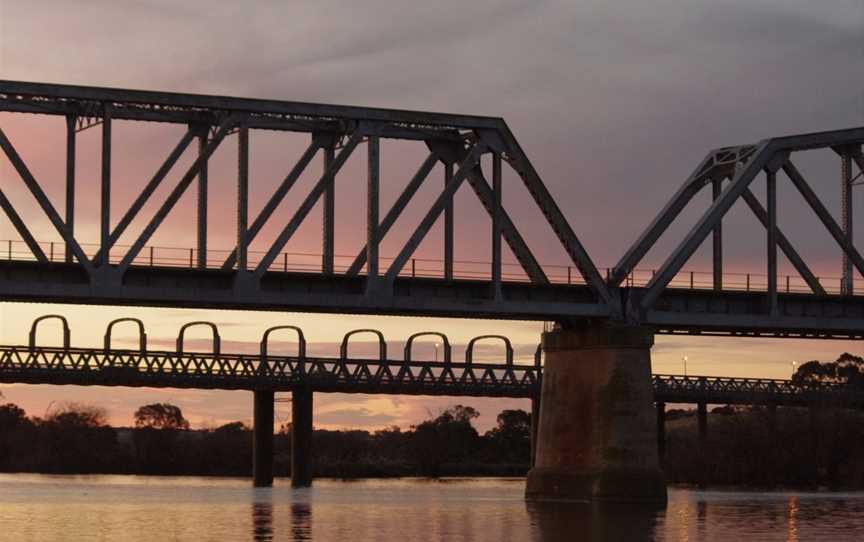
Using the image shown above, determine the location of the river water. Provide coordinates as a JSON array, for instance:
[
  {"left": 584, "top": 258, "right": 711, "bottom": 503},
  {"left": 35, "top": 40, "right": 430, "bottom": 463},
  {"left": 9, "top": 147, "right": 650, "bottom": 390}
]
[{"left": 1, "top": 474, "right": 862, "bottom": 541}]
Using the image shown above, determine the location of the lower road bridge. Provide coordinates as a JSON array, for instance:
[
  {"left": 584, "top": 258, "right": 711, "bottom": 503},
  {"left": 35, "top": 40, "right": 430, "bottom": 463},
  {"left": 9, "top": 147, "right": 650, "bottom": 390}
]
[{"left": 2, "top": 315, "right": 862, "bottom": 487}]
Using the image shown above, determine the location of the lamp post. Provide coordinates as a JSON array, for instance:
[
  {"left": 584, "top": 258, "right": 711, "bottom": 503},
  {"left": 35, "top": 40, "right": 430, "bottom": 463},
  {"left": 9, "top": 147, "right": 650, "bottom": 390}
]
[
  {"left": 791, "top": 361, "right": 797, "bottom": 379},
  {"left": 434, "top": 343, "right": 440, "bottom": 362},
  {"left": 683, "top": 355, "right": 688, "bottom": 377}
]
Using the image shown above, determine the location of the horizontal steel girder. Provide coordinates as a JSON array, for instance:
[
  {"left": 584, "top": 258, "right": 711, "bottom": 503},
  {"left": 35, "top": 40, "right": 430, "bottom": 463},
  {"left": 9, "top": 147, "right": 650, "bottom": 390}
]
[
  {"left": 4, "top": 261, "right": 864, "bottom": 337},
  {"left": 1, "top": 345, "right": 862, "bottom": 407}
]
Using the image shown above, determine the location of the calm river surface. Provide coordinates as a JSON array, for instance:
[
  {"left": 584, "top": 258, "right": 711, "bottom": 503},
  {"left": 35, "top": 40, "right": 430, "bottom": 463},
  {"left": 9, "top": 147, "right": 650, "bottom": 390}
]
[{"left": 1, "top": 474, "right": 863, "bottom": 541}]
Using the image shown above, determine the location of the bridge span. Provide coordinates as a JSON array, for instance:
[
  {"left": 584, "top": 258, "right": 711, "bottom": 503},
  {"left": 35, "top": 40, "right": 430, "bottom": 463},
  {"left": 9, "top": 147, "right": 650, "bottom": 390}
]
[
  {"left": 1, "top": 80, "right": 863, "bottom": 503},
  {"left": 3, "top": 315, "right": 863, "bottom": 488}
]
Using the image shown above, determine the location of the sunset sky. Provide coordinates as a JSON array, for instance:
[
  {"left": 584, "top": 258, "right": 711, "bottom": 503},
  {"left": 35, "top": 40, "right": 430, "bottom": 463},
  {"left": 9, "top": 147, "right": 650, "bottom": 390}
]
[{"left": 1, "top": 1, "right": 863, "bottom": 432}]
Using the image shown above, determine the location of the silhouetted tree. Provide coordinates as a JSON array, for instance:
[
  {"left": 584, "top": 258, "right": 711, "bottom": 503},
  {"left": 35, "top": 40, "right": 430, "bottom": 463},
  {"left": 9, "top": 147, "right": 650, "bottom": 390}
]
[
  {"left": 0, "top": 403, "right": 36, "bottom": 471},
  {"left": 793, "top": 353, "right": 864, "bottom": 387},
  {"left": 134, "top": 403, "right": 190, "bottom": 430},
  {"left": 410, "top": 405, "right": 480, "bottom": 476},
  {"left": 483, "top": 409, "right": 531, "bottom": 464},
  {"left": 40, "top": 403, "right": 120, "bottom": 473}
]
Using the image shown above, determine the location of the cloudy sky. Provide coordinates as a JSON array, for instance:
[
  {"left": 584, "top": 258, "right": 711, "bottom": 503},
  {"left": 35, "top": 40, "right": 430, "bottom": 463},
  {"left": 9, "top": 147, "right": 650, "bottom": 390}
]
[{"left": 0, "top": 0, "right": 862, "bottom": 431}]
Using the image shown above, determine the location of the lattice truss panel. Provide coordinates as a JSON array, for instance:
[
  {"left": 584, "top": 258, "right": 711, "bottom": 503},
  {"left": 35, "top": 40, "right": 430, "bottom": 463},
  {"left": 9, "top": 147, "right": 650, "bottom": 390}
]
[{"left": 0, "top": 80, "right": 611, "bottom": 307}]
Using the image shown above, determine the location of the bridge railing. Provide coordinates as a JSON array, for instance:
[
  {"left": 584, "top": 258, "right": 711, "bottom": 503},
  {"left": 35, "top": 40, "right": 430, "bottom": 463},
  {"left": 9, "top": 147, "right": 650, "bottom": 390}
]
[
  {"left": 4, "top": 238, "right": 861, "bottom": 295},
  {"left": 0, "top": 345, "right": 540, "bottom": 396}
]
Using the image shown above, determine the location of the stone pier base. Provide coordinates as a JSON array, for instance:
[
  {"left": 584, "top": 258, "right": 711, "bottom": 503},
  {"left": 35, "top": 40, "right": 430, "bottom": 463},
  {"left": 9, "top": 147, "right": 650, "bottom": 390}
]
[{"left": 525, "top": 324, "right": 667, "bottom": 505}]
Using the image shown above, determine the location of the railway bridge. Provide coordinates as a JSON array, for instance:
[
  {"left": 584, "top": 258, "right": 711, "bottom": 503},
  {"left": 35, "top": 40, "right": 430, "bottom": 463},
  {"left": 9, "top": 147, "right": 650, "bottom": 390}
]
[{"left": 1, "top": 81, "right": 863, "bottom": 503}]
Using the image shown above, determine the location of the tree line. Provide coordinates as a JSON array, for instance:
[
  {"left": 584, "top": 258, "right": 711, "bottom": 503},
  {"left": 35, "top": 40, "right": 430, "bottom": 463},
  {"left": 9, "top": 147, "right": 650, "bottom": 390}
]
[
  {"left": 0, "top": 401, "right": 532, "bottom": 478},
  {"left": 2, "top": 352, "right": 863, "bottom": 486}
]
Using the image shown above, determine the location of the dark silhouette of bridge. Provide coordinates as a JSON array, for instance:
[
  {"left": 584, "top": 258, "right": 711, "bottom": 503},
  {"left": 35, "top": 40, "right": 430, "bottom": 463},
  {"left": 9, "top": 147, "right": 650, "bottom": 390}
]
[
  {"left": 1, "top": 81, "right": 862, "bottom": 503},
  {"left": 3, "top": 315, "right": 863, "bottom": 486}
]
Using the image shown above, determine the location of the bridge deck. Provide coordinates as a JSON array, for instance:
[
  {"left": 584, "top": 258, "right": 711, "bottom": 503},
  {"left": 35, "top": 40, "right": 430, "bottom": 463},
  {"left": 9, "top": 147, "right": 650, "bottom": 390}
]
[{"left": 2, "top": 345, "right": 862, "bottom": 407}]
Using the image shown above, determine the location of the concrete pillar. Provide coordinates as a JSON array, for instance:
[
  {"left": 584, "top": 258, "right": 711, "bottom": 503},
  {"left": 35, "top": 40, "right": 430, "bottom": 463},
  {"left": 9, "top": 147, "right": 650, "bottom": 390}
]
[
  {"left": 697, "top": 402, "right": 708, "bottom": 443},
  {"left": 656, "top": 401, "right": 666, "bottom": 460},
  {"left": 291, "top": 387, "right": 313, "bottom": 488},
  {"left": 253, "top": 389, "right": 275, "bottom": 487},
  {"left": 525, "top": 324, "right": 666, "bottom": 504},
  {"left": 530, "top": 396, "right": 540, "bottom": 467}
]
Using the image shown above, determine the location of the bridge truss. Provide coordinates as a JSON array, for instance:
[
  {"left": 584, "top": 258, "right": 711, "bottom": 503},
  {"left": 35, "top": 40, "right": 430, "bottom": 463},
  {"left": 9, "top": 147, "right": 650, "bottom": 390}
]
[
  {"left": 1, "top": 316, "right": 862, "bottom": 408},
  {"left": 1, "top": 81, "right": 864, "bottom": 337}
]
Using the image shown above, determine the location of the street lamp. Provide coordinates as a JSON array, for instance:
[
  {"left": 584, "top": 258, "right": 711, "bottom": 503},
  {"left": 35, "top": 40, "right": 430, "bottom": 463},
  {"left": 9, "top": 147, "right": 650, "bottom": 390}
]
[
  {"left": 791, "top": 361, "right": 797, "bottom": 379},
  {"left": 434, "top": 343, "right": 440, "bottom": 362},
  {"left": 683, "top": 355, "right": 688, "bottom": 377}
]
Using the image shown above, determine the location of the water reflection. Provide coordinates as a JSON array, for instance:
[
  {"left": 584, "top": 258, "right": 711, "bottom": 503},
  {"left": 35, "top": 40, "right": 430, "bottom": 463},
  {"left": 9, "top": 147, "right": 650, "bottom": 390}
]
[
  {"left": 252, "top": 501, "right": 273, "bottom": 541},
  {"left": 291, "top": 501, "right": 312, "bottom": 540},
  {"left": 526, "top": 501, "right": 661, "bottom": 541}
]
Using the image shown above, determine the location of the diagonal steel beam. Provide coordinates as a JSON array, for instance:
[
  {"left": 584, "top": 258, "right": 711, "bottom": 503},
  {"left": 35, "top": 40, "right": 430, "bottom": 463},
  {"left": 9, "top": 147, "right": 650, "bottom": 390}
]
[
  {"left": 641, "top": 142, "right": 773, "bottom": 311},
  {"left": 252, "top": 132, "right": 363, "bottom": 278},
  {"left": 465, "top": 161, "right": 548, "bottom": 284},
  {"left": 92, "top": 128, "right": 197, "bottom": 264},
  {"left": 784, "top": 160, "right": 864, "bottom": 279},
  {"left": 221, "top": 140, "right": 321, "bottom": 270},
  {"left": 611, "top": 152, "right": 716, "bottom": 286},
  {"left": 384, "top": 143, "right": 486, "bottom": 282},
  {"left": 497, "top": 123, "right": 608, "bottom": 301},
  {"left": 346, "top": 152, "right": 439, "bottom": 276},
  {"left": 117, "top": 116, "right": 238, "bottom": 275},
  {"left": 0, "top": 188, "right": 47, "bottom": 262},
  {"left": 0, "top": 126, "right": 93, "bottom": 273},
  {"left": 740, "top": 187, "right": 825, "bottom": 295}
]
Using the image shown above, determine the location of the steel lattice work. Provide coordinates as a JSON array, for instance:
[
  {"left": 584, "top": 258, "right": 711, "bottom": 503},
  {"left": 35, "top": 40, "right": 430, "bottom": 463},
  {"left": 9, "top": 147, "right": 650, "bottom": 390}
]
[
  {"left": 1, "top": 315, "right": 862, "bottom": 407},
  {"left": 1, "top": 81, "right": 864, "bottom": 337}
]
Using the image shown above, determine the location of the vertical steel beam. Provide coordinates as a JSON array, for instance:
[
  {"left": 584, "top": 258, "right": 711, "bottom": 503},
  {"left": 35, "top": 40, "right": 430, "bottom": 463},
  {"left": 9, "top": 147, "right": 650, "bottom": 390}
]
[
  {"left": 116, "top": 116, "right": 236, "bottom": 275},
  {"left": 100, "top": 104, "right": 112, "bottom": 266},
  {"left": 767, "top": 169, "right": 778, "bottom": 316},
  {"left": 253, "top": 133, "right": 362, "bottom": 278},
  {"left": 253, "top": 389, "right": 274, "bottom": 487},
  {"left": 842, "top": 151, "right": 853, "bottom": 295},
  {"left": 221, "top": 141, "right": 320, "bottom": 270},
  {"left": 238, "top": 126, "right": 249, "bottom": 271},
  {"left": 492, "top": 153, "right": 502, "bottom": 297},
  {"left": 346, "top": 153, "right": 438, "bottom": 275},
  {"left": 65, "top": 115, "right": 76, "bottom": 263},
  {"left": 322, "top": 143, "right": 335, "bottom": 274},
  {"left": 384, "top": 143, "right": 485, "bottom": 282},
  {"left": 197, "top": 131, "right": 208, "bottom": 269},
  {"left": 784, "top": 160, "right": 864, "bottom": 279},
  {"left": 444, "top": 162, "right": 454, "bottom": 280},
  {"left": 641, "top": 142, "right": 772, "bottom": 311},
  {"left": 464, "top": 167, "right": 548, "bottom": 284},
  {"left": 291, "top": 387, "right": 313, "bottom": 488},
  {"left": 712, "top": 178, "right": 723, "bottom": 290},
  {"left": 740, "top": 188, "right": 825, "bottom": 295},
  {"left": 0, "top": 127, "right": 93, "bottom": 273},
  {"left": 367, "top": 135, "right": 380, "bottom": 284}
]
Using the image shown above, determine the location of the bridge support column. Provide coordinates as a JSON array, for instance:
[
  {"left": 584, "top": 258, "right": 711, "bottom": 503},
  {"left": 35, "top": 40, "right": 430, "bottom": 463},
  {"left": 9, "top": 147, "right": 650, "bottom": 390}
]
[
  {"left": 526, "top": 324, "right": 666, "bottom": 504},
  {"left": 291, "top": 387, "right": 313, "bottom": 488},
  {"left": 253, "top": 389, "right": 275, "bottom": 487},
  {"left": 656, "top": 401, "right": 666, "bottom": 460}
]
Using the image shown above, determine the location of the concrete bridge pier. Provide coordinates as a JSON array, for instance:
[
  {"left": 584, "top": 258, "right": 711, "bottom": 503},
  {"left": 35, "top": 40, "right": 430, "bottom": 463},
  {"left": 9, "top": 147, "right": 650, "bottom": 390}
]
[
  {"left": 526, "top": 323, "right": 667, "bottom": 505},
  {"left": 253, "top": 389, "right": 275, "bottom": 487},
  {"left": 291, "top": 387, "right": 314, "bottom": 488}
]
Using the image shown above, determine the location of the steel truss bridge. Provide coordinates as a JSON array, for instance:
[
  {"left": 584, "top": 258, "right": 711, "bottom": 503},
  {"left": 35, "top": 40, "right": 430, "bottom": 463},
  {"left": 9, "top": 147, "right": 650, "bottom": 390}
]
[
  {"left": 2, "top": 316, "right": 861, "bottom": 408},
  {"left": 1, "top": 81, "right": 863, "bottom": 338}
]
